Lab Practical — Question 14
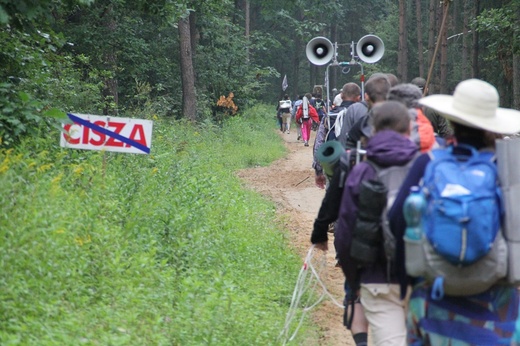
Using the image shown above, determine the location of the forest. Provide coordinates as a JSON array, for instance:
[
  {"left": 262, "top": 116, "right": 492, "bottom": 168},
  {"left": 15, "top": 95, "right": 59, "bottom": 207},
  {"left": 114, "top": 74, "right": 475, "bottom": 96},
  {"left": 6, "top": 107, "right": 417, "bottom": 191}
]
[
  {"left": 1, "top": 1, "right": 519, "bottom": 344},
  {"left": 0, "top": 0, "right": 519, "bottom": 147}
]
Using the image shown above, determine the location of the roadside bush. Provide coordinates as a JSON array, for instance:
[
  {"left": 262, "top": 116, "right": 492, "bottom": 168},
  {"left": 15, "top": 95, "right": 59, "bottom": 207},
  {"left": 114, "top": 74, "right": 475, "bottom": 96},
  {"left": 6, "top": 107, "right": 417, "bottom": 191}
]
[{"left": 0, "top": 105, "right": 316, "bottom": 345}]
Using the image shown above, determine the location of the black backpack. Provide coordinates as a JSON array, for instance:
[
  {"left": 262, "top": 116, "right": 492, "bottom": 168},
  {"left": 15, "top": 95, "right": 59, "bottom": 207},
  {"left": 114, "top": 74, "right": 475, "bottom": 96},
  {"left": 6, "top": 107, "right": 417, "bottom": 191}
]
[{"left": 349, "top": 158, "right": 416, "bottom": 281}]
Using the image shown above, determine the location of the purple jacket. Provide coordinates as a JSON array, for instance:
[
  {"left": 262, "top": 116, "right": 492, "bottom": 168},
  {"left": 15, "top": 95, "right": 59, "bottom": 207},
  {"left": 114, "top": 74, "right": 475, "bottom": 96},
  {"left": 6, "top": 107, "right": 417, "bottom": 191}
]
[{"left": 334, "top": 130, "right": 418, "bottom": 291}]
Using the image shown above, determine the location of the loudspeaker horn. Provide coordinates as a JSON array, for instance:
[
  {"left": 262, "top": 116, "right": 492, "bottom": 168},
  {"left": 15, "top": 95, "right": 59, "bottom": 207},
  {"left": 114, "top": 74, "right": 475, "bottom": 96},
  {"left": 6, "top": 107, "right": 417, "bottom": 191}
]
[
  {"left": 356, "top": 35, "right": 384, "bottom": 64},
  {"left": 315, "top": 140, "right": 345, "bottom": 177},
  {"left": 306, "top": 36, "right": 334, "bottom": 66}
]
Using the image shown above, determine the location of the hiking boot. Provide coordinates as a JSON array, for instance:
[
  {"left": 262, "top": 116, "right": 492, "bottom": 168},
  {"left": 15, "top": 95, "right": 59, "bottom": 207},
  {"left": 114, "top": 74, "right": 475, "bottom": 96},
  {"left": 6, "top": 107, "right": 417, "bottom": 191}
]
[
  {"left": 297, "top": 135, "right": 301, "bottom": 140},
  {"left": 304, "top": 141, "right": 309, "bottom": 146}
]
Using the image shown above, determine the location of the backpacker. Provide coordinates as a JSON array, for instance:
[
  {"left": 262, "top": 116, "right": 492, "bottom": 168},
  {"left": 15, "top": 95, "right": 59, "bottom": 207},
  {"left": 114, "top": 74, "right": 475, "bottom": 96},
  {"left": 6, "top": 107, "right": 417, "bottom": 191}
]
[
  {"left": 314, "top": 98, "right": 326, "bottom": 120},
  {"left": 405, "top": 144, "right": 508, "bottom": 299},
  {"left": 324, "top": 106, "right": 347, "bottom": 141},
  {"left": 279, "top": 99, "right": 291, "bottom": 110},
  {"left": 350, "top": 158, "right": 416, "bottom": 280},
  {"left": 409, "top": 107, "right": 436, "bottom": 153}
]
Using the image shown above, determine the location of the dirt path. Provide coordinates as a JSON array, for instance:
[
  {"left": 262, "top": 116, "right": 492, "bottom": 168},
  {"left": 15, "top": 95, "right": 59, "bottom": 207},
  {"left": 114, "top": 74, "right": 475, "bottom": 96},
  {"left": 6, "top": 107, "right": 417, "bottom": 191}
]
[{"left": 237, "top": 129, "right": 355, "bottom": 345}]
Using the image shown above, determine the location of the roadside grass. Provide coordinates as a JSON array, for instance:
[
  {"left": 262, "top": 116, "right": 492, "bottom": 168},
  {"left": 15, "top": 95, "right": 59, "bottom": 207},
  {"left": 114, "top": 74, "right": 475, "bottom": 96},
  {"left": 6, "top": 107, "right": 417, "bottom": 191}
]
[{"left": 0, "top": 104, "right": 318, "bottom": 345}]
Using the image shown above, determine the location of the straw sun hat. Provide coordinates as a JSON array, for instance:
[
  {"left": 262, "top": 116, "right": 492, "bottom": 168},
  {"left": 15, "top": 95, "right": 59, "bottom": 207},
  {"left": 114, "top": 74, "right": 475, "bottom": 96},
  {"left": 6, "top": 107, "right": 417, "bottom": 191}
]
[{"left": 418, "top": 78, "right": 520, "bottom": 135}]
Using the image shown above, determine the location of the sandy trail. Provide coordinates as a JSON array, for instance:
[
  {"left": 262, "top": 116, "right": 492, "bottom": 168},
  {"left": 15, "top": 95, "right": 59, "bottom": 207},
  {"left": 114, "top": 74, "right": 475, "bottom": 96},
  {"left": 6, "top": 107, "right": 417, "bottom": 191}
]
[{"left": 237, "top": 128, "right": 355, "bottom": 346}]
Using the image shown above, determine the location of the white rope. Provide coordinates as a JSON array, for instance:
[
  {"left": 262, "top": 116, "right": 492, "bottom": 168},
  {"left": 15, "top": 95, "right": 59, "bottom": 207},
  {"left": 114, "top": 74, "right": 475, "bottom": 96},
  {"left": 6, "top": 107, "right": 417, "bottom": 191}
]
[{"left": 278, "top": 245, "right": 345, "bottom": 345}]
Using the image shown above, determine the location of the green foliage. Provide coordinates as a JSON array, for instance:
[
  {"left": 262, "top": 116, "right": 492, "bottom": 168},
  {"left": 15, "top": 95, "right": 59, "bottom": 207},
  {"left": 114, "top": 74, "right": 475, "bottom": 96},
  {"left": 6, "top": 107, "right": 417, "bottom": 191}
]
[
  {"left": 362, "top": 2, "right": 399, "bottom": 78},
  {"left": 473, "top": 2, "right": 520, "bottom": 103},
  {"left": 0, "top": 24, "right": 104, "bottom": 147},
  {"left": 0, "top": 0, "right": 94, "bottom": 27},
  {"left": 2, "top": 0, "right": 519, "bottom": 136},
  {"left": 0, "top": 105, "right": 316, "bottom": 344},
  {"left": 475, "top": 4, "right": 520, "bottom": 62},
  {"left": 0, "top": 84, "right": 42, "bottom": 147},
  {"left": 195, "top": 11, "right": 276, "bottom": 116}
]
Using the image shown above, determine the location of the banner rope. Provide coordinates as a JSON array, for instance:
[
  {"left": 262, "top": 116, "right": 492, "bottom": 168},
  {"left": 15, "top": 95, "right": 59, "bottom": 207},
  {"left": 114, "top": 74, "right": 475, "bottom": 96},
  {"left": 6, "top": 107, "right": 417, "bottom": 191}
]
[{"left": 278, "top": 245, "right": 345, "bottom": 345}]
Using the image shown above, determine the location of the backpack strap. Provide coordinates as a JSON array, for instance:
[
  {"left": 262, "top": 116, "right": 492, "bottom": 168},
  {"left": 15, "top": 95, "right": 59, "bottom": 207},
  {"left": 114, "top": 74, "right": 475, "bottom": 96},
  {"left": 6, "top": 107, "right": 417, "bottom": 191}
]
[
  {"left": 364, "top": 159, "right": 380, "bottom": 175},
  {"left": 326, "top": 107, "right": 346, "bottom": 131},
  {"left": 338, "top": 150, "right": 353, "bottom": 189},
  {"left": 338, "top": 148, "right": 369, "bottom": 189}
]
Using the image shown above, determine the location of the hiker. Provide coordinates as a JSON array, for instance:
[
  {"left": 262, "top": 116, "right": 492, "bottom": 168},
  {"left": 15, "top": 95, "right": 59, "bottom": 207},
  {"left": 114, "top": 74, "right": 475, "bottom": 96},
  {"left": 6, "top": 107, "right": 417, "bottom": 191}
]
[
  {"left": 312, "top": 93, "right": 327, "bottom": 123},
  {"left": 310, "top": 83, "right": 369, "bottom": 346},
  {"left": 343, "top": 76, "right": 437, "bottom": 155},
  {"left": 332, "top": 88, "right": 343, "bottom": 108},
  {"left": 385, "top": 73, "right": 399, "bottom": 87},
  {"left": 277, "top": 94, "right": 292, "bottom": 134},
  {"left": 388, "top": 78, "right": 520, "bottom": 344},
  {"left": 386, "top": 83, "right": 437, "bottom": 152},
  {"left": 312, "top": 82, "right": 361, "bottom": 189},
  {"left": 292, "top": 95, "right": 303, "bottom": 140},
  {"left": 410, "top": 77, "right": 453, "bottom": 139},
  {"left": 295, "top": 93, "right": 319, "bottom": 146},
  {"left": 334, "top": 101, "right": 419, "bottom": 346},
  {"left": 342, "top": 74, "right": 391, "bottom": 149}
]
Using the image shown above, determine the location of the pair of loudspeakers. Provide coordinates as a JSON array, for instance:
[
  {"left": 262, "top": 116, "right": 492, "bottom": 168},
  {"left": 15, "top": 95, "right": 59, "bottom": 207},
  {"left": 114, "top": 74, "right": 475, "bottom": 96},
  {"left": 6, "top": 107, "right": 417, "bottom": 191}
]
[{"left": 306, "top": 35, "right": 385, "bottom": 66}]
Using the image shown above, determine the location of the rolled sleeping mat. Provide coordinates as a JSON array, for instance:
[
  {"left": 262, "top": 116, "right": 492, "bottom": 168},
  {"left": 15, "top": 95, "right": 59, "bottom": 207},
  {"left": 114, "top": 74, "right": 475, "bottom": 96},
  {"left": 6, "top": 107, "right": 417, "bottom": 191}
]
[
  {"left": 496, "top": 137, "right": 520, "bottom": 284},
  {"left": 316, "top": 140, "right": 345, "bottom": 177}
]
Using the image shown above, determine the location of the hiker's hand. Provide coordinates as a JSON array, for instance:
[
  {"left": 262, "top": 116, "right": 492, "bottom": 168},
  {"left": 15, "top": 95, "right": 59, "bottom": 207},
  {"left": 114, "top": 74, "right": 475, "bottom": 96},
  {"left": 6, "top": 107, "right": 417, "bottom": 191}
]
[
  {"left": 315, "top": 174, "right": 326, "bottom": 189},
  {"left": 314, "top": 242, "right": 328, "bottom": 252}
]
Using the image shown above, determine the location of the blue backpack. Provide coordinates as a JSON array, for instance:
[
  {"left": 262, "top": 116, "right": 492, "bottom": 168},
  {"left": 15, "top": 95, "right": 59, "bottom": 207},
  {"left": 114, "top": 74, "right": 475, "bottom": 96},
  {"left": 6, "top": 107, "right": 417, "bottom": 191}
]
[
  {"left": 405, "top": 145, "right": 508, "bottom": 299},
  {"left": 423, "top": 145, "right": 501, "bottom": 264}
]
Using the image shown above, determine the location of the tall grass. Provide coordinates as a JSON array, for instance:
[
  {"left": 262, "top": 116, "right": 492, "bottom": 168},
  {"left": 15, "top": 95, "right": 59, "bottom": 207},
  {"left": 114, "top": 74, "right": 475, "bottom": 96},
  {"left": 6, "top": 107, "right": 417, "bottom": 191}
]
[{"left": 0, "top": 104, "right": 318, "bottom": 345}]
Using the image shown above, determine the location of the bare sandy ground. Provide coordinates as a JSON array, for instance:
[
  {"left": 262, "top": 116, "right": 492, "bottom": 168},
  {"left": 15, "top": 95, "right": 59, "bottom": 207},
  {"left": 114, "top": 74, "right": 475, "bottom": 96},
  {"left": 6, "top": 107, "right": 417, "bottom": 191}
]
[{"left": 237, "top": 128, "right": 355, "bottom": 346}]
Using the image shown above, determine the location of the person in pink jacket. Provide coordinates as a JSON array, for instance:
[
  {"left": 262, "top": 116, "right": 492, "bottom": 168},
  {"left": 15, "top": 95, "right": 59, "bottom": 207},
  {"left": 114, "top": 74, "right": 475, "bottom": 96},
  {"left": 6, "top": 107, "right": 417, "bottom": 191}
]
[{"left": 295, "top": 93, "right": 320, "bottom": 146}]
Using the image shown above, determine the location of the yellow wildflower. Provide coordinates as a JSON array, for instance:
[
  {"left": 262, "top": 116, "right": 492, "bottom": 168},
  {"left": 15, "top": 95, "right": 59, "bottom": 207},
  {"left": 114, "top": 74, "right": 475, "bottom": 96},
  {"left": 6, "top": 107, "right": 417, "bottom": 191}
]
[
  {"left": 52, "top": 173, "right": 64, "bottom": 184},
  {"left": 37, "top": 163, "right": 53, "bottom": 173},
  {"left": 73, "top": 165, "right": 84, "bottom": 175},
  {"left": 74, "top": 234, "right": 92, "bottom": 246}
]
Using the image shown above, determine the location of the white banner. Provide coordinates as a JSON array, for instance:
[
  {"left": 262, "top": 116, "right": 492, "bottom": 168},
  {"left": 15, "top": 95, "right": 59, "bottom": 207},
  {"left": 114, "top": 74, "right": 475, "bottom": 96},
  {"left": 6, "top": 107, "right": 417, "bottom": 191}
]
[{"left": 60, "top": 113, "right": 153, "bottom": 154}]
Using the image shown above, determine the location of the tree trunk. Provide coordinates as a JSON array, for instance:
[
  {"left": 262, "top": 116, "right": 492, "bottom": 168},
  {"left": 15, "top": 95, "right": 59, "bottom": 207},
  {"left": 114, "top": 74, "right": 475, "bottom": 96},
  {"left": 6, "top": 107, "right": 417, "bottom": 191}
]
[
  {"left": 178, "top": 16, "right": 197, "bottom": 121},
  {"left": 189, "top": 11, "right": 198, "bottom": 78},
  {"left": 472, "top": 0, "right": 480, "bottom": 78},
  {"left": 397, "top": 0, "right": 408, "bottom": 82},
  {"left": 189, "top": 11, "right": 197, "bottom": 62},
  {"left": 514, "top": 5, "right": 520, "bottom": 110},
  {"left": 416, "top": 0, "right": 424, "bottom": 78},
  {"left": 462, "top": 0, "right": 470, "bottom": 79},
  {"left": 245, "top": 0, "right": 250, "bottom": 62},
  {"left": 427, "top": 0, "right": 437, "bottom": 92},
  {"left": 101, "top": 3, "right": 118, "bottom": 115},
  {"left": 514, "top": 53, "right": 520, "bottom": 110},
  {"left": 292, "top": 38, "right": 300, "bottom": 98},
  {"left": 440, "top": 2, "right": 449, "bottom": 94},
  {"left": 292, "top": 9, "right": 304, "bottom": 97}
]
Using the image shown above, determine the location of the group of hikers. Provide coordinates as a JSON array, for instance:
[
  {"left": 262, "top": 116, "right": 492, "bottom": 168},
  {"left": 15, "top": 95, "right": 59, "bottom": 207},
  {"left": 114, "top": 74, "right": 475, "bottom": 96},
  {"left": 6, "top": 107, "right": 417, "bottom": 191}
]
[
  {"left": 281, "top": 74, "right": 520, "bottom": 345},
  {"left": 276, "top": 92, "right": 326, "bottom": 146}
]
